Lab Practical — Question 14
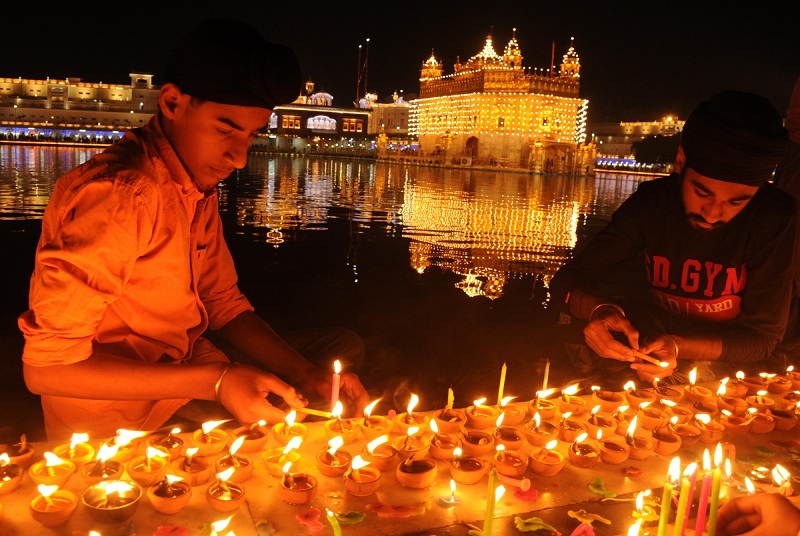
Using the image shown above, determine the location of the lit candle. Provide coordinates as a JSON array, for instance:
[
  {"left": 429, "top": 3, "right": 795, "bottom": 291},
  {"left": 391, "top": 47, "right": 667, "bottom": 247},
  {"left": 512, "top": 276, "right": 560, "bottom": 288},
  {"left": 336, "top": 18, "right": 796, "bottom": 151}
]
[
  {"left": 542, "top": 359, "right": 550, "bottom": 391},
  {"left": 694, "top": 449, "right": 713, "bottom": 535},
  {"left": 673, "top": 462, "right": 697, "bottom": 536},
  {"left": 326, "top": 508, "right": 343, "bottom": 536},
  {"left": 497, "top": 362, "right": 507, "bottom": 405},
  {"left": 482, "top": 468, "right": 499, "bottom": 536},
  {"left": 446, "top": 387, "right": 455, "bottom": 409},
  {"left": 330, "top": 359, "right": 342, "bottom": 412},
  {"left": 438, "top": 478, "right": 462, "bottom": 507},
  {"left": 657, "top": 456, "right": 681, "bottom": 536},
  {"left": 363, "top": 399, "right": 381, "bottom": 426}
]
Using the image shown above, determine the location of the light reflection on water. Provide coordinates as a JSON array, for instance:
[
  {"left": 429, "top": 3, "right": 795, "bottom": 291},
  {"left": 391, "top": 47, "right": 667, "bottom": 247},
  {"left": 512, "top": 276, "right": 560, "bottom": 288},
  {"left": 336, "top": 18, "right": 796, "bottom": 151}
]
[{"left": 0, "top": 146, "right": 651, "bottom": 299}]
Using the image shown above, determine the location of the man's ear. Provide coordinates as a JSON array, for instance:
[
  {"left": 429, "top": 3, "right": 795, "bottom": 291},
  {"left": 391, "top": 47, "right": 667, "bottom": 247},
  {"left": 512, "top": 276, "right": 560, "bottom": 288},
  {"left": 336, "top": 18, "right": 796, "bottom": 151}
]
[
  {"left": 675, "top": 145, "right": 686, "bottom": 173},
  {"left": 159, "top": 83, "right": 186, "bottom": 119}
]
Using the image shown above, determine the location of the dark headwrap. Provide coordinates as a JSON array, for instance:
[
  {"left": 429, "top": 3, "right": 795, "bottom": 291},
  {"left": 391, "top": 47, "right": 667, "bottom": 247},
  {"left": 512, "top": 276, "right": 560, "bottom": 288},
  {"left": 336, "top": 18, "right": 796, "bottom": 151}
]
[
  {"left": 681, "top": 90, "right": 788, "bottom": 185},
  {"left": 164, "top": 19, "right": 302, "bottom": 109}
]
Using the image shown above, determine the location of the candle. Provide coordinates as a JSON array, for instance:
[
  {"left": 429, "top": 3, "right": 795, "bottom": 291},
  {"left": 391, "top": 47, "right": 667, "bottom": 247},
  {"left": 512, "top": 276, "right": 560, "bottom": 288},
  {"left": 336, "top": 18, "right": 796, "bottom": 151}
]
[
  {"left": 447, "top": 387, "right": 455, "bottom": 409},
  {"left": 326, "top": 508, "right": 343, "bottom": 536},
  {"left": 657, "top": 456, "right": 681, "bottom": 536},
  {"left": 438, "top": 478, "right": 462, "bottom": 507},
  {"left": 694, "top": 449, "right": 713, "bottom": 535},
  {"left": 330, "top": 359, "right": 342, "bottom": 411},
  {"left": 482, "top": 468, "right": 499, "bottom": 536},
  {"left": 497, "top": 362, "right": 507, "bottom": 405},
  {"left": 673, "top": 462, "right": 697, "bottom": 536},
  {"left": 542, "top": 359, "right": 550, "bottom": 391}
]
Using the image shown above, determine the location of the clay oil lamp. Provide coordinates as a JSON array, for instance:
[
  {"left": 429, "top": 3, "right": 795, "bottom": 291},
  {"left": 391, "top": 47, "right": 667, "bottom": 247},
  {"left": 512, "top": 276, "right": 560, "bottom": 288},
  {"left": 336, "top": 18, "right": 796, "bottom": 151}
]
[
  {"left": 466, "top": 397, "right": 501, "bottom": 430},
  {"left": 652, "top": 418, "right": 682, "bottom": 456},
  {"left": 460, "top": 428, "right": 496, "bottom": 457},
  {"left": 557, "top": 411, "right": 588, "bottom": 443},
  {"left": 439, "top": 478, "right": 463, "bottom": 508},
  {"left": 559, "top": 383, "right": 588, "bottom": 416},
  {"left": 786, "top": 366, "right": 800, "bottom": 391},
  {"left": 279, "top": 462, "right": 318, "bottom": 505},
  {"left": 716, "top": 379, "right": 748, "bottom": 416},
  {"left": 316, "top": 435, "right": 352, "bottom": 477},
  {"left": 724, "top": 371, "right": 750, "bottom": 398},
  {"left": 82, "top": 479, "right": 142, "bottom": 523},
  {"left": 53, "top": 432, "right": 94, "bottom": 469},
  {"left": 584, "top": 404, "right": 616, "bottom": 439},
  {"left": 749, "top": 412, "right": 776, "bottom": 434},
  {"left": 523, "top": 411, "right": 558, "bottom": 448},
  {"left": 1, "top": 434, "right": 35, "bottom": 468},
  {"left": 764, "top": 372, "right": 792, "bottom": 395},
  {"left": 30, "top": 484, "right": 78, "bottom": 528},
  {"left": 392, "top": 426, "right": 431, "bottom": 461},
  {"left": 107, "top": 428, "right": 148, "bottom": 463},
  {"left": 768, "top": 407, "right": 798, "bottom": 431},
  {"left": 746, "top": 390, "right": 775, "bottom": 413},
  {"left": 215, "top": 436, "right": 254, "bottom": 483},
  {"left": 146, "top": 427, "right": 184, "bottom": 460},
  {"left": 343, "top": 455, "right": 381, "bottom": 497},
  {"left": 361, "top": 399, "right": 393, "bottom": 441},
  {"left": 493, "top": 444, "right": 528, "bottom": 477},
  {"left": 492, "top": 412, "right": 525, "bottom": 451},
  {"left": 652, "top": 378, "right": 683, "bottom": 405},
  {"left": 660, "top": 399, "right": 694, "bottom": 424},
  {"left": 672, "top": 419, "right": 702, "bottom": 447},
  {"left": 741, "top": 374, "right": 769, "bottom": 396},
  {"left": 79, "top": 442, "right": 124, "bottom": 486},
  {"left": 206, "top": 466, "right": 246, "bottom": 512},
  {"left": 529, "top": 439, "right": 565, "bottom": 476},
  {"left": 395, "top": 392, "right": 431, "bottom": 436},
  {"left": 591, "top": 385, "right": 624, "bottom": 413},
  {"left": 126, "top": 445, "right": 169, "bottom": 487},
  {"left": 361, "top": 435, "right": 399, "bottom": 472},
  {"left": 613, "top": 405, "right": 632, "bottom": 435},
  {"left": 568, "top": 432, "right": 600, "bottom": 469},
  {"left": 273, "top": 410, "right": 309, "bottom": 446},
  {"left": 719, "top": 409, "right": 752, "bottom": 437},
  {"left": 624, "top": 415, "right": 654, "bottom": 461},
  {"left": 638, "top": 401, "right": 669, "bottom": 431},
  {"left": 261, "top": 436, "right": 302, "bottom": 478},
  {"left": 428, "top": 420, "right": 461, "bottom": 460},
  {"left": 776, "top": 390, "right": 800, "bottom": 410},
  {"left": 527, "top": 388, "right": 558, "bottom": 420},
  {"left": 172, "top": 446, "right": 213, "bottom": 486},
  {"left": 147, "top": 474, "right": 192, "bottom": 514},
  {"left": 0, "top": 453, "right": 24, "bottom": 495},
  {"left": 396, "top": 454, "right": 438, "bottom": 489},
  {"left": 597, "top": 429, "right": 631, "bottom": 465},
  {"left": 191, "top": 419, "right": 230, "bottom": 457},
  {"left": 449, "top": 447, "right": 486, "bottom": 485},
  {"left": 433, "top": 404, "right": 467, "bottom": 436},
  {"left": 623, "top": 381, "right": 656, "bottom": 409},
  {"left": 497, "top": 396, "right": 526, "bottom": 426},
  {"left": 28, "top": 451, "right": 75, "bottom": 488},
  {"left": 683, "top": 367, "right": 715, "bottom": 404},
  {"left": 693, "top": 414, "right": 725, "bottom": 444},
  {"left": 324, "top": 401, "right": 361, "bottom": 444},
  {"left": 231, "top": 420, "right": 268, "bottom": 454},
  {"left": 690, "top": 396, "right": 720, "bottom": 419}
]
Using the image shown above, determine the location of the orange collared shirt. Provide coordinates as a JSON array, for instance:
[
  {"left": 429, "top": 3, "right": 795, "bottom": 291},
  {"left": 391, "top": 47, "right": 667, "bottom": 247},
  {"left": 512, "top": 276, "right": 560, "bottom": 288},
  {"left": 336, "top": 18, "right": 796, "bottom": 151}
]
[{"left": 18, "top": 115, "right": 253, "bottom": 438}]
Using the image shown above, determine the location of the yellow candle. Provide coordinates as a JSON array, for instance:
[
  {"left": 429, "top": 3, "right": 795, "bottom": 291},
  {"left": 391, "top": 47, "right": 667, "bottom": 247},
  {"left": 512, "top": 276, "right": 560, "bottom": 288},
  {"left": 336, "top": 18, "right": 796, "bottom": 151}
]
[
  {"left": 657, "top": 456, "right": 681, "bottom": 536},
  {"left": 497, "top": 363, "right": 507, "bottom": 405},
  {"left": 706, "top": 443, "right": 724, "bottom": 536},
  {"left": 672, "top": 462, "right": 697, "bottom": 536},
  {"left": 482, "top": 468, "right": 498, "bottom": 535}
]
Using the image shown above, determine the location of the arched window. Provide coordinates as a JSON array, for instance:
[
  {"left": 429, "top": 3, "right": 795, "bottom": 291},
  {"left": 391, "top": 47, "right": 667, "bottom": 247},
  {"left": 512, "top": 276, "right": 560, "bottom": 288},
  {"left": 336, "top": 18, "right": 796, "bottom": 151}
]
[{"left": 307, "top": 115, "right": 337, "bottom": 130}]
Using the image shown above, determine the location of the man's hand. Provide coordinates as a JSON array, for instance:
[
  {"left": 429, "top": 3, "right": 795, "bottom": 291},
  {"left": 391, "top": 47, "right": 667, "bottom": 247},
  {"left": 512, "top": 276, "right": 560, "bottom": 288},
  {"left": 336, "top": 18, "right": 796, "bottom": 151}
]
[
  {"left": 215, "top": 363, "right": 306, "bottom": 425},
  {"left": 298, "top": 367, "right": 370, "bottom": 418},
  {"left": 583, "top": 304, "right": 639, "bottom": 362},
  {"left": 716, "top": 493, "right": 800, "bottom": 536},
  {"left": 630, "top": 336, "right": 678, "bottom": 382}
]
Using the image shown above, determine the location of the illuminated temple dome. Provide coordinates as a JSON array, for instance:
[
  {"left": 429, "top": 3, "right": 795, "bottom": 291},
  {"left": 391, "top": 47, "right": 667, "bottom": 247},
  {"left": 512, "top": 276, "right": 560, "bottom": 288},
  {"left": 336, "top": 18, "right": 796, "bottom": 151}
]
[{"left": 410, "top": 29, "right": 595, "bottom": 174}]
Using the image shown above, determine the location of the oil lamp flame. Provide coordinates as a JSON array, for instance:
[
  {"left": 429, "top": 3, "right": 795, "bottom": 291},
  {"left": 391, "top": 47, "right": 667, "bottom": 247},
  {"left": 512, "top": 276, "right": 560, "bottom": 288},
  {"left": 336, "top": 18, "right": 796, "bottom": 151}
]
[
  {"left": 626, "top": 415, "right": 639, "bottom": 438},
  {"left": 285, "top": 410, "right": 297, "bottom": 428},
  {"left": 536, "top": 388, "right": 556, "bottom": 399},
  {"left": 591, "top": 405, "right": 601, "bottom": 415},
  {"left": 69, "top": 433, "right": 89, "bottom": 450},
  {"left": 430, "top": 420, "right": 439, "bottom": 434},
  {"left": 745, "top": 477, "right": 756, "bottom": 494},
  {"left": 327, "top": 436, "right": 344, "bottom": 456},
  {"left": 717, "top": 380, "right": 728, "bottom": 396},
  {"left": 38, "top": 483, "right": 58, "bottom": 498},
  {"left": 695, "top": 414, "right": 711, "bottom": 425},
  {"left": 363, "top": 399, "right": 380, "bottom": 418},
  {"left": 627, "top": 519, "right": 643, "bottom": 536},
  {"left": 113, "top": 428, "right": 148, "bottom": 446},
  {"left": 229, "top": 436, "right": 245, "bottom": 457},
  {"left": 533, "top": 412, "right": 541, "bottom": 428},
  {"left": 0, "top": 453, "right": 9, "bottom": 466},
  {"left": 407, "top": 393, "right": 419, "bottom": 414},
  {"left": 216, "top": 467, "right": 234, "bottom": 483},
  {"left": 283, "top": 436, "right": 303, "bottom": 454},
  {"left": 544, "top": 439, "right": 557, "bottom": 450},
  {"left": 201, "top": 420, "right": 229, "bottom": 435},
  {"left": 773, "top": 464, "right": 790, "bottom": 486},
  {"left": 495, "top": 485, "right": 506, "bottom": 501},
  {"left": 575, "top": 432, "right": 588, "bottom": 444},
  {"left": 331, "top": 401, "right": 344, "bottom": 419},
  {"left": 736, "top": 370, "right": 745, "bottom": 381},
  {"left": 562, "top": 383, "right": 580, "bottom": 396},
  {"left": 366, "top": 435, "right": 388, "bottom": 454},
  {"left": 146, "top": 446, "right": 168, "bottom": 460},
  {"left": 281, "top": 461, "right": 293, "bottom": 475},
  {"left": 623, "top": 381, "right": 636, "bottom": 392},
  {"left": 453, "top": 447, "right": 462, "bottom": 458},
  {"left": 406, "top": 426, "right": 419, "bottom": 437},
  {"left": 473, "top": 397, "right": 487, "bottom": 407},
  {"left": 351, "top": 455, "right": 370, "bottom": 471},
  {"left": 165, "top": 475, "right": 183, "bottom": 485},
  {"left": 500, "top": 396, "right": 515, "bottom": 407},
  {"left": 210, "top": 515, "right": 234, "bottom": 533},
  {"left": 495, "top": 412, "right": 505, "bottom": 428},
  {"left": 96, "top": 442, "right": 119, "bottom": 462}
]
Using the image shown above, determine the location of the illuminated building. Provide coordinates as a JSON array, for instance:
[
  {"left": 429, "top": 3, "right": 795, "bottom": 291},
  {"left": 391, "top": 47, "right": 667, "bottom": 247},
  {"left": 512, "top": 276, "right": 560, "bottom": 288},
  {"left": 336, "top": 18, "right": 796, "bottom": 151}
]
[{"left": 410, "top": 31, "right": 595, "bottom": 174}]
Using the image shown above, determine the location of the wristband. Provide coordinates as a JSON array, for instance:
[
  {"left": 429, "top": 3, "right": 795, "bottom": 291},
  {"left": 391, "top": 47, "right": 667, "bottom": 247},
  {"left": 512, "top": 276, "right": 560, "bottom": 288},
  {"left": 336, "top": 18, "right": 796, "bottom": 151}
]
[
  {"left": 214, "top": 362, "right": 236, "bottom": 402},
  {"left": 662, "top": 334, "right": 679, "bottom": 359},
  {"left": 588, "top": 302, "right": 625, "bottom": 321}
]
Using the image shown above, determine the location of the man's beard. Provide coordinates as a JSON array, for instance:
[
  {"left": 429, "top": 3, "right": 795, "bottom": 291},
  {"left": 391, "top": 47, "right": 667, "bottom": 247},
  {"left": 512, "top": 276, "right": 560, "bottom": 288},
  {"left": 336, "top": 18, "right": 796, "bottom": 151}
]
[{"left": 686, "top": 213, "right": 725, "bottom": 231}]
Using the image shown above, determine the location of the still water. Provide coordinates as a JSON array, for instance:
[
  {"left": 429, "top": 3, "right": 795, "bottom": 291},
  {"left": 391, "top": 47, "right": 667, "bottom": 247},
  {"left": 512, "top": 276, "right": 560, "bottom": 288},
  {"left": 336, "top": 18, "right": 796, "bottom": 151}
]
[{"left": 0, "top": 144, "right": 649, "bottom": 302}]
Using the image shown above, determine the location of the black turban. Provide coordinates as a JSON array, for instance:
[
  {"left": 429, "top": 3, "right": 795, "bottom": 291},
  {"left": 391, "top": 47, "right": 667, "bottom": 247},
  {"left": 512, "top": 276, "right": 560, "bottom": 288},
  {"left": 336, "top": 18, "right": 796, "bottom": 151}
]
[
  {"left": 681, "top": 90, "right": 788, "bottom": 186},
  {"left": 164, "top": 19, "right": 302, "bottom": 109}
]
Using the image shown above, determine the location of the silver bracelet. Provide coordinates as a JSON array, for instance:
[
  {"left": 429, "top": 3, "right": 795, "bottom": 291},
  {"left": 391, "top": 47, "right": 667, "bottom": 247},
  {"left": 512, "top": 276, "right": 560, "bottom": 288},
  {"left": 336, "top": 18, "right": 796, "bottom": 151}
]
[
  {"left": 588, "top": 302, "right": 625, "bottom": 321},
  {"left": 662, "top": 334, "right": 679, "bottom": 359},
  {"left": 214, "top": 362, "right": 236, "bottom": 402}
]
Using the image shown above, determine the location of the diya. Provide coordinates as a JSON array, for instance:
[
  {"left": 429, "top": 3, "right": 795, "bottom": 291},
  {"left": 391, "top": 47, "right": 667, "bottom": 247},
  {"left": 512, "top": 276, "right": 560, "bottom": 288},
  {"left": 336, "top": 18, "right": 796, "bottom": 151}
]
[
  {"left": 316, "top": 436, "right": 352, "bottom": 477},
  {"left": 146, "top": 428, "right": 184, "bottom": 460},
  {"left": 30, "top": 485, "right": 78, "bottom": 527},
  {"left": 567, "top": 433, "right": 600, "bottom": 469},
  {"left": 465, "top": 398, "right": 501, "bottom": 430},
  {"left": 207, "top": 467, "right": 247, "bottom": 512},
  {"left": 432, "top": 408, "right": 468, "bottom": 435},
  {"left": 360, "top": 436, "right": 399, "bottom": 472},
  {"left": 230, "top": 421, "right": 269, "bottom": 453},
  {"left": 396, "top": 457, "right": 438, "bottom": 489},
  {"left": 529, "top": 440, "right": 565, "bottom": 476},
  {"left": 147, "top": 475, "right": 192, "bottom": 515},
  {"left": 1, "top": 434, "right": 35, "bottom": 468},
  {"left": 449, "top": 448, "right": 486, "bottom": 485},
  {"left": 459, "top": 430, "right": 495, "bottom": 457},
  {"left": 82, "top": 480, "right": 142, "bottom": 523},
  {"left": 494, "top": 446, "right": 528, "bottom": 477},
  {"left": 523, "top": 413, "right": 558, "bottom": 448},
  {"left": 343, "top": 455, "right": 381, "bottom": 497},
  {"left": 190, "top": 420, "right": 230, "bottom": 457},
  {"left": 171, "top": 447, "right": 213, "bottom": 486},
  {"left": 126, "top": 446, "right": 170, "bottom": 487},
  {"left": 28, "top": 452, "right": 75, "bottom": 488}
]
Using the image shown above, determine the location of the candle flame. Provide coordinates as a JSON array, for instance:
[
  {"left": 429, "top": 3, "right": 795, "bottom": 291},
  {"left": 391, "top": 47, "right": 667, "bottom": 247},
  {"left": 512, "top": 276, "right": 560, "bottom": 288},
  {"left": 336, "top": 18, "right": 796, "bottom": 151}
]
[
  {"left": 146, "top": 446, "right": 168, "bottom": 460},
  {"left": 591, "top": 404, "right": 601, "bottom": 415},
  {"left": 495, "top": 412, "right": 505, "bottom": 428},
  {"left": 201, "top": 420, "right": 229, "bottom": 435},
  {"left": 684, "top": 462, "right": 698, "bottom": 477},
  {"left": 725, "top": 459, "right": 732, "bottom": 478},
  {"left": 500, "top": 396, "right": 516, "bottom": 407},
  {"left": 407, "top": 393, "right": 419, "bottom": 414},
  {"left": 351, "top": 455, "right": 370, "bottom": 471},
  {"left": 166, "top": 474, "right": 184, "bottom": 485},
  {"left": 229, "top": 436, "right": 245, "bottom": 457},
  {"left": 773, "top": 464, "right": 790, "bottom": 486},
  {"left": 334, "top": 359, "right": 342, "bottom": 374},
  {"left": 406, "top": 426, "right": 419, "bottom": 437},
  {"left": 285, "top": 410, "right": 297, "bottom": 427},
  {"left": 623, "top": 381, "right": 636, "bottom": 392},
  {"left": 626, "top": 414, "right": 639, "bottom": 438},
  {"left": 596, "top": 429, "right": 603, "bottom": 440},
  {"left": 170, "top": 427, "right": 181, "bottom": 434},
  {"left": 716, "top": 381, "right": 727, "bottom": 396},
  {"left": 736, "top": 370, "right": 745, "bottom": 381},
  {"left": 453, "top": 447, "right": 462, "bottom": 458},
  {"left": 627, "top": 519, "right": 643, "bottom": 536},
  {"left": 536, "top": 388, "right": 556, "bottom": 399},
  {"left": 695, "top": 414, "right": 711, "bottom": 425},
  {"left": 327, "top": 436, "right": 344, "bottom": 456},
  {"left": 495, "top": 485, "right": 506, "bottom": 501},
  {"left": 618, "top": 405, "right": 630, "bottom": 413},
  {"left": 216, "top": 466, "right": 234, "bottom": 483},
  {"left": 104, "top": 480, "right": 134, "bottom": 494},
  {"left": 661, "top": 399, "right": 676, "bottom": 407},
  {"left": 788, "top": 365, "right": 795, "bottom": 373},
  {"left": 669, "top": 415, "right": 679, "bottom": 425},
  {"left": 703, "top": 448, "right": 711, "bottom": 471},
  {"left": 364, "top": 399, "right": 381, "bottom": 418},
  {"left": 69, "top": 432, "right": 89, "bottom": 450},
  {"left": 574, "top": 432, "right": 588, "bottom": 444},
  {"left": 635, "top": 490, "right": 644, "bottom": 511},
  {"left": 561, "top": 411, "right": 572, "bottom": 421},
  {"left": 496, "top": 444, "right": 506, "bottom": 452},
  {"left": 96, "top": 442, "right": 119, "bottom": 462},
  {"left": 450, "top": 479, "right": 456, "bottom": 494},
  {"left": 689, "top": 367, "right": 697, "bottom": 385},
  {"left": 113, "top": 428, "right": 148, "bottom": 446},
  {"left": 211, "top": 515, "right": 234, "bottom": 532},
  {"left": 639, "top": 400, "right": 651, "bottom": 410},
  {"left": 185, "top": 447, "right": 198, "bottom": 464},
  {"left": 43, "top": 451, "right": 66, "bottom": 467},
  {"left": 591, "top": 385, "right": 600, "bottom": 392},
  {"left": 562, "top": 383, "right": 580, "bottom": 396},
  {"left": 0, "top": 453, "right": 8, "bottom": 466},
  {"left": 473, "top": 397, "right": 487, "bottom": 407},
  {"left": 38, "top": 483, "right": 58, "bottom": 497},
  {"left": 545, "top": 439, "right": 557, "bottom": 450},
  {"left": 430, "top": 420, "right": 439, "bottom": 434},
  {"left": 533, "top": 412, "right": 541, "bottom": 428},
  {"left": 283, "top": 436, "right": 303, "bottom": 454},
  {"left": 281, "top": 461, "right": 293, "bottom": 474},
  {"left": 366, "top": 435, "right": 388, "bottom": 453},
  {"left": 668, "top": 456, "right": 682, "bottom": 482},
  {"left": 756, "top": 390, "right": 768, "bottom": 397},
  {"left": 331, "top": 401, "right": 344, "bottom": 419},
  {"left": 745, "top": 476, "right": 756, "bottom": 494},
  {"left": 714, "top": 443, "right": 723, "bottom": 466}
]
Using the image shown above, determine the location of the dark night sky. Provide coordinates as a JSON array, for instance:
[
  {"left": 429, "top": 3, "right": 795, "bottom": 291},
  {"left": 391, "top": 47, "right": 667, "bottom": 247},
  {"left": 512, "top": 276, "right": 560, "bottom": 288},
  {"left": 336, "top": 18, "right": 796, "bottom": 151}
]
[{"left": 4, "top": 1, "right": 799, "bottom": 123}]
